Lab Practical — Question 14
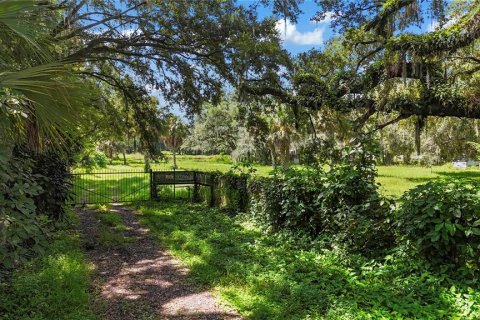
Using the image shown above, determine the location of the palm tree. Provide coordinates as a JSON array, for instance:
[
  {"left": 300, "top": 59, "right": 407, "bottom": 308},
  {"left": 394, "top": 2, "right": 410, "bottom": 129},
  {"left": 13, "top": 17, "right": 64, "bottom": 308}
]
[
  {"left": 267, "top": 111, "right": 298, "bottom": 170},
  {"left": 0, "top": 0, "right": 84, "bottom": 151},
  {"left": 163, "top": 116, "right": 187, "bottom": 169}
]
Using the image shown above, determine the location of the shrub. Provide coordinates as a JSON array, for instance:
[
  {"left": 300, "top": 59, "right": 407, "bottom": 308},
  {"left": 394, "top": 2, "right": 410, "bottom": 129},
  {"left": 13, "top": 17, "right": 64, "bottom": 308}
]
[
  {"left": 209, "top": 171, "right": 249, "bottom": 212},
  {"left": 250, "top": 164, "right": 395, "bottom": 254},
  {"left": 396, "top": 179, "right": 480, "bottom": 267},
  {"left": 0, "top": 149, "right": 49, "bottom": 269},
  {"left": 78, "top": 151, "right": 108, "bottom": 170},
  {"left": 93, "top": 151, "right": 108, "bottom": 168},
  {"left": 321, "top": 165, "right": 394, "bottom": 252},
  {"left": 249, "top": 168, "right": 323, "bottom": 232},
  {"left": 15, "top": 147, "right": 73, "bottom": 221}
]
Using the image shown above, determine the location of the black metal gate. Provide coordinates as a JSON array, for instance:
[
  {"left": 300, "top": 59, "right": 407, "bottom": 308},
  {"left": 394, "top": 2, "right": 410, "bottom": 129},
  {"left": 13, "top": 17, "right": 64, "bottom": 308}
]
[
  {"left": 69, "top": 170, "right": 221, "bottom": 206},
  {"left": 69, "top": 171, "right": 150, "bottom": 205}
]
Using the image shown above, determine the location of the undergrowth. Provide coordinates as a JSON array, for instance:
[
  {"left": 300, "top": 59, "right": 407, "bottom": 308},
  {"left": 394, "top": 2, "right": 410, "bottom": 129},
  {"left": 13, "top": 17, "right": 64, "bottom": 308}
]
[
  {"left": 0, "top": 215, "right": 96, "bottom": 320},
  {"left": 136, "top": 201, "right": 480, "bottom": 320}
]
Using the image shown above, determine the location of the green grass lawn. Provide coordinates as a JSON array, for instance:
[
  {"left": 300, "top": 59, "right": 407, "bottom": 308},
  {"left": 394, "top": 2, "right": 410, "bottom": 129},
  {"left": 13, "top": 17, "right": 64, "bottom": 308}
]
[
  {"left": 134, "top": 201, "right": 480, "bottom": 320},
  {"left": 376, "top": 165, "right": 480, "bottom": 196},
  {"left": 74, "top": 153, "right": 480, "bottom": 197}
]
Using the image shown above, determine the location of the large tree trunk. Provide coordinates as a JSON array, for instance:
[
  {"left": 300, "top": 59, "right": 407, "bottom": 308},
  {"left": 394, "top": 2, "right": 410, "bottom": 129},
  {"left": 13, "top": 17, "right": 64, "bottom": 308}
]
[
  {"left": 122, "top": 147, "right": 127, "bottom": 165},
  {"left": 279, "top": 146, "right": 290, "bottom": 171},
  {"left": 108, "top": 145, "right": 113, "bottom": 164},
  {"left": 269, "top": 143, "right": 277, "bottom": 169},
  {"left": 144, "top": 153, "right": 151, "bottom": 172}
]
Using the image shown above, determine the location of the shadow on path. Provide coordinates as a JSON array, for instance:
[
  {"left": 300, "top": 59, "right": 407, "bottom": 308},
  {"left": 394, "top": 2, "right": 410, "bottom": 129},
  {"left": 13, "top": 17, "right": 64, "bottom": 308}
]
[{"left": 77, "top": 205, "right": 241, "bottom": 320}]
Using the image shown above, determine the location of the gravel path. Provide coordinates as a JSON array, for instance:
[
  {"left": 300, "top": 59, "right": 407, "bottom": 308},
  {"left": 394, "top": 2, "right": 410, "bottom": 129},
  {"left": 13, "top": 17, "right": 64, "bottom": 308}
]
[{"left": 77, "top": 205, "right": 241, "bottom": 320}]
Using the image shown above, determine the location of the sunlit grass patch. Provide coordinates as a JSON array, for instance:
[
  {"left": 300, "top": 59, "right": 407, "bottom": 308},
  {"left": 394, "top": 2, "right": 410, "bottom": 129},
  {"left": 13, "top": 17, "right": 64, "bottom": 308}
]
[
  {"left": 0, "top": 229, "right": 96, "bottom": 320},
  {"left": 96, "top": 211, "right": 133, "bottom": 246},
  {"left": 98, "top": 211, "right": 127, "bottom": 231}
]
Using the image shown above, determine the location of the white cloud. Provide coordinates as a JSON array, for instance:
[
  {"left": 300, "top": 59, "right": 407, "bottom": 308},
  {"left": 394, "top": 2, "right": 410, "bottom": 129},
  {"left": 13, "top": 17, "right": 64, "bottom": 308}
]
[
  {"left": 310, "top": 11, "right": 335, "bottom": 24},
  {"left": 120, "top": 28, "right": 139, "bottom": 37},
  {"left": 427, "top": 21, "right": 440, "bottom": 32},
  {"left": 427, "top": 18, "right": 457, "bottom": 32},
  {"left": 275, "top": 19, "right": 325, "bottom": 45}
]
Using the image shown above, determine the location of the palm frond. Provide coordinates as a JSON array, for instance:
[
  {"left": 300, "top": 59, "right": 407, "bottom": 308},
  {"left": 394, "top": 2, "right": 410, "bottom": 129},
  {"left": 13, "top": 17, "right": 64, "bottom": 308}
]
[
  {"left": 0, "top": 63, "right": 89, "bottom": 149},
  {"left": 0, "top": 0, "right": 51, "bottom": 62}
]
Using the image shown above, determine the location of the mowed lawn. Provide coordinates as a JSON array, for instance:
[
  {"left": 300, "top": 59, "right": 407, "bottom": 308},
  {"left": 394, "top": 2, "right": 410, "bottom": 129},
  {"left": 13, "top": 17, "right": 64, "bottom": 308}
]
[{"left": 74, "top": 153, "right": 480, "bottom": 197}]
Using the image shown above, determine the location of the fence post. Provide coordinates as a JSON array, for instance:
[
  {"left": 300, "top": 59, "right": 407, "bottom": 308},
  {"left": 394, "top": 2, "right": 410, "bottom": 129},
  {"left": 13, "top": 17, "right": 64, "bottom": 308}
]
[
  {"left": 149, "top": 169, "right": 154, "bottom": 200},
  {"left": 209, "top": 174, "right": 215, "bottom": 207},
  {"left": 239, "top": 175, "right": 248, "bottom": 212},
  {"left": 192, "top": 171, "right": 199, "bottom": 202}
]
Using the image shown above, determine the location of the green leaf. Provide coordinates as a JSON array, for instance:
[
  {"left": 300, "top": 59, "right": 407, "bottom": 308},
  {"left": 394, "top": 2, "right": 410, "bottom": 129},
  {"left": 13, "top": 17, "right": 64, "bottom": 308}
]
[
  {"left": 445, "top": 223, "right": 455, "bottom": 236},
  {"left": 435, "top": 223, "right": 444, "bottom": 232}
]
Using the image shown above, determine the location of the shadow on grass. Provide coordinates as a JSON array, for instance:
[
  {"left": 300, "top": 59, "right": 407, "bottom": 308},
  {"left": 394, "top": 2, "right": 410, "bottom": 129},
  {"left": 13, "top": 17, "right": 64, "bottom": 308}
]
[
  {"left": 135, "top": 201, "right": 470, "bottom": 319},
  {"left": 403, "top": 177, "right": 436, "bottom": 184},
  {"left": 435, "top": 170, "right": 480, "bottom": 180},
  {"left": 376, "top": 173, "right": 433, "bottom": 185}
]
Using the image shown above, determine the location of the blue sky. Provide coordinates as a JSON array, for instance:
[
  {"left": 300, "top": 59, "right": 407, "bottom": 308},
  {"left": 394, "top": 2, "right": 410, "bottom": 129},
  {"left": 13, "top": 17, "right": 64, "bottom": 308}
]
[
  {"left": 254, "top": 0, "right": 336, "bottom": 55},
  {"left": 245, "top": 0, "right": 436, "bottom": 55}
]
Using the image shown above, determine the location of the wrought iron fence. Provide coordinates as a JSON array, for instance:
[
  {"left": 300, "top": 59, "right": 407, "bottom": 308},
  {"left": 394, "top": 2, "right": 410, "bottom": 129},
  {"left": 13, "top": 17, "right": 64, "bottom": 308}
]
[
  {"left": 69, "top": 171, "right": 150, "bottom": 205},
  {"left": 69, "top": 169, "right": 248, "bottom": 210}
]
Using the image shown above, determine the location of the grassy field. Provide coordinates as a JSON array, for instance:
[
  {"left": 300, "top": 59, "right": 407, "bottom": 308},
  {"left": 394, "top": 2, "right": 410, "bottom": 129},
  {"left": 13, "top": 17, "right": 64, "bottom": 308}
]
[
  {"left": 75, "top": 153, "right": 480, "bottom": 197},
  {"left": 134, "top": 201, "right": 480, "bottom": 320}
]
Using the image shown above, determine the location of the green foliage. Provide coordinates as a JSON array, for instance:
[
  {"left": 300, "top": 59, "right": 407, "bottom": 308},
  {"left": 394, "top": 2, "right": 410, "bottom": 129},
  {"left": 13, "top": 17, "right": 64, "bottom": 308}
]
[
  {"left": 209, "top": 170, "right": 250, "bottom": 213},
  {"left": 80, "top": 151, "right": 111, "bottom": 171},
  {"left": 0, "top": 149, "right": 48, "bottom": 269},
  {"left": 251, "top": 164, "right": 394, "bottom": 254},
  {"left": 1, "top": 146, "right": 73, "bottom": 269},
  {"left": 182, "top": 101, "right": 239, "bottom": 154},
  {"left": 396, "top": 178, "right": 480, "bottom": 268},
  {"left": 250, "top": 141, "right": 394, "bottom": 254},
  {"left": 93, "top": 152, "right": 108, "bottom": 168},
  {"left": 26, "top": 149, "right": 73, "bottom": 221},
  {"left": 0, "top": 226, "right": 96, "bottom": 320},
  {"left": 137, "top": 201, "right": 480, "bottom": 319}
]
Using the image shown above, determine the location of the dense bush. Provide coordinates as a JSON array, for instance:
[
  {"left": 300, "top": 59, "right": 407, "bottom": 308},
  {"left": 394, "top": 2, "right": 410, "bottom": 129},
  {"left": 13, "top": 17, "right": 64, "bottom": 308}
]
[
  {"left": 250, "top": 164, "right": 395, "bottom": 253},
  {"left": 396, "top": 179, "right": 480, "bottom": 267},
  {"left": 79, "top": 150, "right": 108, "bottom": 170},
  {"left": 93, "top": 151, "right": 108, "bottom": 168},
  {"left": 208, "top": 170, "right": 249, "bottom": 212},
  {"left": 0, "top": 150, "right": 49, "bottom": 269},
  {"left": 1, "top": 146, "right": 74, "bottom": 269},
  {"left": 15, "top": 148, "right": 73, "bottom": 221}
]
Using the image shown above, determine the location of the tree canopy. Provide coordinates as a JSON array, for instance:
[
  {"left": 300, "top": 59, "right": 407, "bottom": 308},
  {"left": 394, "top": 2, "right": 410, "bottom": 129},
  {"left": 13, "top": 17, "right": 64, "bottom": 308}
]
[
  {"left": 55, "top": 0, "right": 292, "bottom": 115},
  {"left": 244, "top": 0, "right": 480, "bottom": 131}
]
